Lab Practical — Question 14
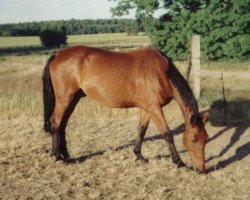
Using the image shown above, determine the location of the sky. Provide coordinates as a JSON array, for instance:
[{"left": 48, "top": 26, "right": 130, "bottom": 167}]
[{"left": 0, "top": 0, "right": 133, "bottom": 24}]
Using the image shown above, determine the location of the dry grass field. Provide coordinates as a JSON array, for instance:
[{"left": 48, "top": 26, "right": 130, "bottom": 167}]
[{"left": 0, "top": 49, "right": 250, "bottom": 199}]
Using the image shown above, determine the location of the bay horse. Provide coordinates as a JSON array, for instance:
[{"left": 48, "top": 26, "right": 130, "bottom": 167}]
[{"left": 42, "top": 45, "right": 209, "bottom": 173}]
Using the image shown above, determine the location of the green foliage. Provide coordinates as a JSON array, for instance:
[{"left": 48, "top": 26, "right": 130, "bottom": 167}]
[
  {"left": 111, "top": 0, "right": 159, "bottom": 16},
  {"left": 155, "top": 0, "right": 250, "bottom": 60},
  {"left": 0, "top": 22, "right": 41, "bottom": 36},
  {"left": 111, "top": 0, "right": 159, "bottom": 36},
  {"left": 223, "top": 34, "right": 250, "bottom": 59},
  {"left": 39, "top": 28, "right": 67, "bottom": 48},
  {"left": 0, "top": 19, "right": 144, "bottom": 36},
  {"left": 112, "top": 0, "right": 250, "bottom": 60},
  {"left": 126, "top": 21, "right": 139, "bottom": 35}
]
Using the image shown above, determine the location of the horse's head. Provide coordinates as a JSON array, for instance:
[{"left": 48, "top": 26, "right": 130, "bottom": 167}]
[{"left": 183, "top": 112, "right": 209, "bottom": 173}]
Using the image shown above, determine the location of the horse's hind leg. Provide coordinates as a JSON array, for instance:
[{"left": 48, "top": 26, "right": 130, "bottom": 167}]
[
  {"left": 50, "top": 95, "right": 72, "bottom": 161},
  {"left": 50, "top": 89, "right": 84, "bottom": 161},
  {"left": 134, "top": 109, "right": 150, "bottom": 161},
  {"left": 59, "top": 90, "right": 85, "bottom": 160}
]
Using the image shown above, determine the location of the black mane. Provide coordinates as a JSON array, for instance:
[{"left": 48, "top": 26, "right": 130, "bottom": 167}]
[{"left": 167, "top": 58, "right": 199, "bottom": 114}]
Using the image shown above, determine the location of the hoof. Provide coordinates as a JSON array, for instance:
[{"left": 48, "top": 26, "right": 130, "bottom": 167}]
[
  {"left": 63, "top": 157, "right": 80, "bottom": 164},
  {"left": 54, "top": 152, "right": 71, "bottom": 162},
  {"left": 192, "top": 166, "right": 206, "bottom": 174},
  {"left": 55, "top": 154, "right": 64, "bottom": 162},
  {"left": 63, "top": 158, "right": 72, "bottom": 164},
  {"left": 62, "top": 151, "right": 70, "bottom": 160}
]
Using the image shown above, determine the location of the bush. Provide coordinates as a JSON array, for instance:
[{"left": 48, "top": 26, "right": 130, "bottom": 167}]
[
  {"left": 39, "top": 29, "right": 67, "bottom": 48},
  {"left": 150, "top": 1, "right": 250, "bottom": 60}
]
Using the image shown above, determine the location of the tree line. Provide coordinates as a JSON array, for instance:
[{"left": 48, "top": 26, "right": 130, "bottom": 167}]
[
  {"left": 112, "top": 0, "right": 250, "bottom": 60},
  {"left": 0, "top": 19, "right": 144, "bottom": 37}
]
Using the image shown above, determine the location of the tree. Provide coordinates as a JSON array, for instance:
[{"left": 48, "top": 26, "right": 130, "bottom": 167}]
[
  {"left": 126, "top": 20, "right": 139, "bottom": 35},
  {"left": 111, "top": 0, "right": 158, "bottom": 33},
  {"left": 0, "top": 19, "right": 145, "bottom": 37},
  {"left": 39, "top": 23, "right": 67, "bottom": 48},
  {"left": 111, "top": 0, "right": 250, "bottom": 60}
]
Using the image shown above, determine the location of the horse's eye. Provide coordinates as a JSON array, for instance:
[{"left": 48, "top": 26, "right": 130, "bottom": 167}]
[{"left": 191, "top": 139, "right": 196, "bottom": 143}]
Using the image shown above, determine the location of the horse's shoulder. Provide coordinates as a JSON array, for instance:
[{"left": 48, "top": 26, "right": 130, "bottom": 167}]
[
  {"left": 130, "top": 46, "right": 158, "bottom": 54},
  {"left": 135, "top": 47, "right": 170, "bottom": 73}
]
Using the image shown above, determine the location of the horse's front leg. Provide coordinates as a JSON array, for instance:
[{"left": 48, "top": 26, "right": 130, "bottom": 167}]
[
  {"left": 59, "top": 129, "right": 70, "bottom": 159},
  {"left": 133, "top": 109, "right": 150, "bottom": 162},
  {"left": 148, "top": 105, "right": 186, "bottom": 168},
  {"left": 163, "top": 131, "right": 186, "bottom": 168}
]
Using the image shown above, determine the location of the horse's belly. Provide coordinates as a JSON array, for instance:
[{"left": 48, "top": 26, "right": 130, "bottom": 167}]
[{"left": 81, "top": 81, "right": 135, "bottom": 108}]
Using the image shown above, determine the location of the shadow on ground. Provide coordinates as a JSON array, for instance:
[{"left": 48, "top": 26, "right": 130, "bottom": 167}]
[
  {"left": 63, "top": 119, "right": 186, "bottom": 164},
  {"left": 206, "top": 99, "right": 250, "bottom": 173},
  {"left": 60, "top": 99, "right": 250, "bottom": 173},
  {"left": 0, "top": 46, "right": 54, "bottom": 56}
]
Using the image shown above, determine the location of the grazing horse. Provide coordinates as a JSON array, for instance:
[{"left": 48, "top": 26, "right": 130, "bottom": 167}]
[{"left": 42, "top": 45, "right": 209, "bottom": 173}]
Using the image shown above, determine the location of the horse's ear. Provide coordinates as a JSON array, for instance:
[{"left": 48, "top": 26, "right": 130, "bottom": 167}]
[{"left": 202, "top": 112, "right": 209, "bottom": 125}]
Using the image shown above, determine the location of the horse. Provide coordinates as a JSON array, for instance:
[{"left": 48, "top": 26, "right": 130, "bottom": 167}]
[{"left": 42, "top": 45, "right": 209, "bottom": 173}]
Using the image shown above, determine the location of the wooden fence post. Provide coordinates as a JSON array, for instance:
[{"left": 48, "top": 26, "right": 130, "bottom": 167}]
[
  {"left": 185, "top": 54, "right": 192, "bottom": 81},
  {"left": 192, "top": 35, "right": 201, "bottom": 99}
]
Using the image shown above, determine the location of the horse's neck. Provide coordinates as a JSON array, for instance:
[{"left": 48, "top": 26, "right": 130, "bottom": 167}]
[
  {"left": 172, "top": 89, "right": 196, "bottom": 125},
  {"left": 168, "top": 67, "right": 199, "bottom": 125}
]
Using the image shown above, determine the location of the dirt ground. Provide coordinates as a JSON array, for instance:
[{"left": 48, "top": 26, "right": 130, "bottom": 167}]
[
  {"left": 0, "top": 100, "right": 250, "bottom": 199},
  {"left": 0, "top": 59, "right": 250, "bottom": 199}
]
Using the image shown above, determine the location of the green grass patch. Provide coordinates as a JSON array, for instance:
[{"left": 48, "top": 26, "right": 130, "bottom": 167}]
[
  {"left": 199, "top": 90, "right": 250, "bottom": 125},
  {"left": 68, "top": 33, "right": 149, "bottom": 46},
  {"left": 0, "top": 36, "right": 41, "bottom": 48},
  {"left": 199, "top": 90, "right": 222, "bottom": 108},
  {"left": 209, "top": 98, "right": 250, "bottom": 125},
  {"left": 0, "top": 33, "right": 150, "bottom": 48},
  {"left": 202, "top": 59, "right": 250, "bottom": 71},
  {"left": 0, "top": 33, "right": 150, "bottom": 56}
]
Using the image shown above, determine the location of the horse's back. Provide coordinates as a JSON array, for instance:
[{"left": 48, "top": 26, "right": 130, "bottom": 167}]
[{"left": 50, "top": 45, "right": 172, "bottom": 109}]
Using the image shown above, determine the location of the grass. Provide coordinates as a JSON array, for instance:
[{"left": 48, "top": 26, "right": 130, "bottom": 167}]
[
  {"left": 202, "top": 59, "right": 250, "bottom": 71},
  {"left": 0, "top": 34, "right": 250, "bottom": 199},
  {"left": 0, "top": 55, "right": 249, "bottom": 121},
  {"left": 199, "top": 90, "right": 222, "bottom": 108},
  {"left": 0, "top": 33, "right": 249, "bottom": 118},
  {"left": 0, "top": 36, "right": 41, "bottom": 48},
  {"left": 199, "top": 90, "right": 250, "bottom": 125},
  {"left": 0, "top": 67, "right": 42, "bottom": 117},
  {"left": 1, "top": 112, "right": 249, "bottom": 199},
  {"left": 68, "top": 33, "right": 150, "bottom": 47},
  {"left": 0, "top": 33, "right": 150, "bottom": 48},
  {"left": 0, "top": 33, "right": 150, "bottom": 117},
  {"left": 0, "top": 33, "right": 150, "bottom": 57}
]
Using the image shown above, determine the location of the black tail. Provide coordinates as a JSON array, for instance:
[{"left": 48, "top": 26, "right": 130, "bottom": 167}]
[{"left": 42, "top": 54, "right": 56, "bottom": 133}]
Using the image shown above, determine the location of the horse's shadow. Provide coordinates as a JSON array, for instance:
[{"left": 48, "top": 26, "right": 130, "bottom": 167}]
[
  {"left": 66, "top": 99, "right": 250, "bottom": 173},
  {"left": 65, "top": 123, "right": 185, "bottom": 164},
  {"left": 205, "top": 99, "right": 250, "bottom": 173},
  {"left": 64, "top": 151, "right": 106, "bottom": 164}
]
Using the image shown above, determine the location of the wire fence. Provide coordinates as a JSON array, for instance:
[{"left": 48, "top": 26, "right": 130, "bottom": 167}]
[{"left": 0, "top": 58, "right": 249, "bottom": 119}]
